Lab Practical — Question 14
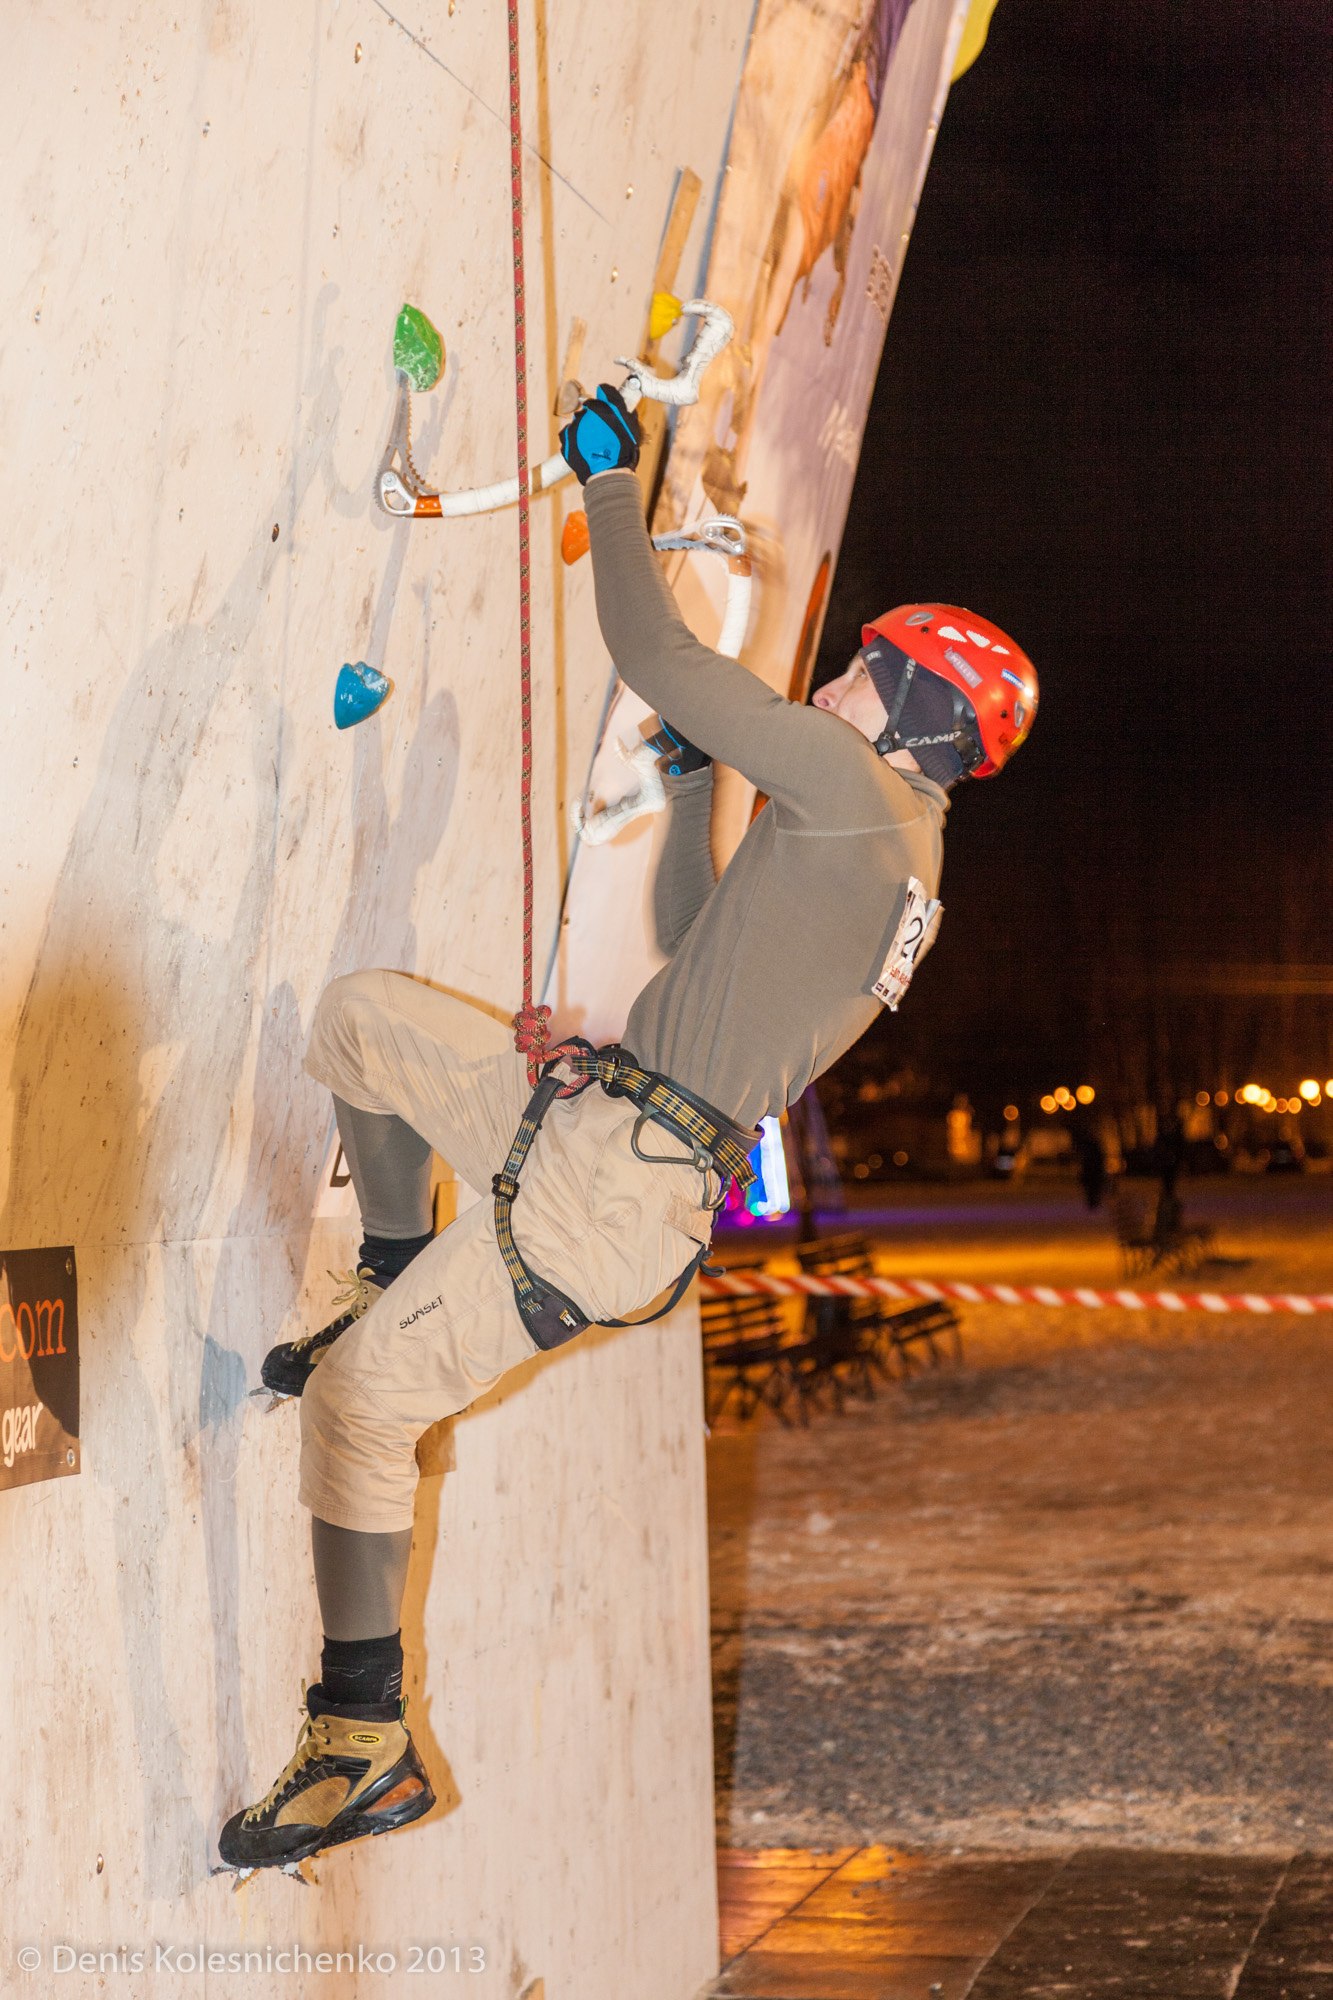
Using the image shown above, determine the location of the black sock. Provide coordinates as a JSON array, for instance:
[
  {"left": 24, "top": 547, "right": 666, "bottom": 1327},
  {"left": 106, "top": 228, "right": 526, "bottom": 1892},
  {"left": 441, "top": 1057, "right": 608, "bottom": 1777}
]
[
  {"left": 320, "top": 1630, "right": 404, "bottom": 1709},
  {"left": 359, "top": 1229, "right": 433, "bottom": 1286}
]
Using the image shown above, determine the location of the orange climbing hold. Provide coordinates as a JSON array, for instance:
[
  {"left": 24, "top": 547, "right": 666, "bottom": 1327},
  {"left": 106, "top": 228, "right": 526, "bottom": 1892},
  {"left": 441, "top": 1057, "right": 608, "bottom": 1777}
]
[{"left": 561, "top": 510, "right": 590, "bottom": 566}]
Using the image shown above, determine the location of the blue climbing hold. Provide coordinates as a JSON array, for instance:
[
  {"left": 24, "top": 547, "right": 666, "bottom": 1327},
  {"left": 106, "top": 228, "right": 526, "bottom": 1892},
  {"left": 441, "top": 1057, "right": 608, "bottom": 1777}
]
[{"left": 334, "top": 661, "right": 392, "bottom": 729}]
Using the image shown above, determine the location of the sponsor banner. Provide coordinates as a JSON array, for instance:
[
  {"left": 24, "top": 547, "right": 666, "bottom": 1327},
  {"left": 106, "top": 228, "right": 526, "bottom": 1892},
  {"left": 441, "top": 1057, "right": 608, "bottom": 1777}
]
[{"left": 0, "top": 1246, "right": 79, "bottom": 1493}]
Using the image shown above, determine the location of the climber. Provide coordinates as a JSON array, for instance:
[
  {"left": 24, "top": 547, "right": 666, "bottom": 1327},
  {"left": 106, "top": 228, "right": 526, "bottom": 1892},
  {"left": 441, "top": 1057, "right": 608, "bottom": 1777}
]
[{"left": 218, "top": 382, "right": 1037, "bottom": 1869}]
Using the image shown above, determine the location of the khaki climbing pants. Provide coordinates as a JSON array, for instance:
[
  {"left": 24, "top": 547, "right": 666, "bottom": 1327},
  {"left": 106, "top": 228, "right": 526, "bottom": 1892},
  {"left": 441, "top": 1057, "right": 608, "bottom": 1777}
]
[{"left": 298, "top": 970, "right": 716, "bottom": 1534}]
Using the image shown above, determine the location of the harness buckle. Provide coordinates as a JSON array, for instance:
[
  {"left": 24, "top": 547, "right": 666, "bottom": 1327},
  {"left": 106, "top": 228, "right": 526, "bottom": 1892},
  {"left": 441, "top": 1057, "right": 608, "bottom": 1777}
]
[
  {"left": 492, "top": 1172, "right": 521, "bottom": 1203},
  {"left": 597, "top": 1044, "right": 637, "bottom": 1100}
]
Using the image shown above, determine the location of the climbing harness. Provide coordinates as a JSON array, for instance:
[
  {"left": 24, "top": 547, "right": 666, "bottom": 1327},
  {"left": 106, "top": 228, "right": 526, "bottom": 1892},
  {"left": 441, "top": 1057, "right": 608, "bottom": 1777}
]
[
  {"left": 492, "top": 1039, "right": 757, "bottom": 1351},
  {"left": 569, "top": 513, "right": 752, "bottom": 845}
]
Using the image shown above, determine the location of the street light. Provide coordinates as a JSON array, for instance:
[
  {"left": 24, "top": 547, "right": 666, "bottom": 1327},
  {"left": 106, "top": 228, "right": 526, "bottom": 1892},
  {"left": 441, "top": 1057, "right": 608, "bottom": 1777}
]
[
  {"left": 1299, "top": 1080, "right": 1321, "bottom": 1103},
  {"left": 1075, "top": 1084, "right": 1095, "bottom": 1105}
]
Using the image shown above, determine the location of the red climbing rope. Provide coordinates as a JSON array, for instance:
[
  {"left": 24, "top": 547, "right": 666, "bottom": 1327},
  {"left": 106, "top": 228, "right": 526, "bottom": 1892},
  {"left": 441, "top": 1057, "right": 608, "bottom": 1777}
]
[{"left": 506, "top": 0, "right": 551, "bottom": 1084}]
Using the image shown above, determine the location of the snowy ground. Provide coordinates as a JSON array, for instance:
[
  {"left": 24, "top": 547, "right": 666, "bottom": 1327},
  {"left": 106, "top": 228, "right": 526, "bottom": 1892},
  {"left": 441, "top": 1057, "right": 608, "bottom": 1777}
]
[{"left": 708, "top": 1178, "right": 1333, "bottom": 1851}]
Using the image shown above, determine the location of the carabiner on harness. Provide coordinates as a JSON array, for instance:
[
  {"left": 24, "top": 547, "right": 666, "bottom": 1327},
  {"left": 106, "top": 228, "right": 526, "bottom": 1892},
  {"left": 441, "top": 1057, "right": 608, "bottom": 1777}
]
[{"left": 629, "top": 1110, "right": 729, "bottom": 1211}]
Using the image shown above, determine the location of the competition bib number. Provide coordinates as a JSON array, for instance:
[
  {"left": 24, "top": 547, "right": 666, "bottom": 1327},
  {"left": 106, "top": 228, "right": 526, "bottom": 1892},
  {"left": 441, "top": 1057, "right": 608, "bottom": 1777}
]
[{"left": 873, "top": 878, "right": 942, "bottom": 1012}]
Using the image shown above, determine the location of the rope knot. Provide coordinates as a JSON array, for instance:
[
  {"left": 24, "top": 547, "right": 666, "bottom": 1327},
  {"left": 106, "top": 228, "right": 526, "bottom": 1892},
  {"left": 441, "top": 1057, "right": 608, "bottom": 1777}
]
[{"left": 513, "top": 1001, "right": 552, "bottom": 1079}]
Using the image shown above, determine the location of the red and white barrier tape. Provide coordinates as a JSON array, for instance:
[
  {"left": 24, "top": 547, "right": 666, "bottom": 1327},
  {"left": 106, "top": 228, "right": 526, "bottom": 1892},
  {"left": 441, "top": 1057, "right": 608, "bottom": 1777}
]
[{"left": 697, "top": 1272, "right": 1333, "bottom": 1315}]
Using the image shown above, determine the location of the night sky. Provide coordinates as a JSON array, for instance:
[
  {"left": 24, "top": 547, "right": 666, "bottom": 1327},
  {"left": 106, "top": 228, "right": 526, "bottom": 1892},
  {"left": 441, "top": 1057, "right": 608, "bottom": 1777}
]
[{"left": 814, "top": 0, "right": 1331, "bottom": 1114}]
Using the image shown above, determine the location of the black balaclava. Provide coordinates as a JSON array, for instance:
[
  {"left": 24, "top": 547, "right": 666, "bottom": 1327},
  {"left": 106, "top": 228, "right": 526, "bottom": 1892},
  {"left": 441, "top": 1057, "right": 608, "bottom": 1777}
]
[{"left": 862, "top": 637, "right": 967, "bottom": 790}]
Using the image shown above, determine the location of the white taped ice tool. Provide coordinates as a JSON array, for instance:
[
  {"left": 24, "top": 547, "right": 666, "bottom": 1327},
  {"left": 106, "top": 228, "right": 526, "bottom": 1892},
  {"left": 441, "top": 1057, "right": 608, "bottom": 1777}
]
[
  {"left": 377, "top": 299, "right": 735, "bottom": 520},
  {"left": 570, "top": 514, "right": 752, "bottom": 846}
]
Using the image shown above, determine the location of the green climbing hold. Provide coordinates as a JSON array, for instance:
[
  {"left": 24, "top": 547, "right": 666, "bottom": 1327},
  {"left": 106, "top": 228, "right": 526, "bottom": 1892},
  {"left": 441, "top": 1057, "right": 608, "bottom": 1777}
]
[{"left": 393, "top": 304, "right": 445, "bottom": 391}]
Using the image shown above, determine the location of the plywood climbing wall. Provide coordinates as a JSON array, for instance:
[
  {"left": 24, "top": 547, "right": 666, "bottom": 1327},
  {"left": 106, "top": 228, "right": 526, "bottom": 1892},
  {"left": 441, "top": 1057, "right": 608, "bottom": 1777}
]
[{"left": 0, "top": 0, "right": 965, "bottom": 1994}]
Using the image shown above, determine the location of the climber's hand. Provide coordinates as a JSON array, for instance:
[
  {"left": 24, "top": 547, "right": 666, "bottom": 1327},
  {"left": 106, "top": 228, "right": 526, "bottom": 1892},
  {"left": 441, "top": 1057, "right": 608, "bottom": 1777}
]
[
  {"left": 560, "top": 383, "right": 641, "bottom": 484},
  {"left": 644, "top": 717, "right": 710, "bottom": 778}
]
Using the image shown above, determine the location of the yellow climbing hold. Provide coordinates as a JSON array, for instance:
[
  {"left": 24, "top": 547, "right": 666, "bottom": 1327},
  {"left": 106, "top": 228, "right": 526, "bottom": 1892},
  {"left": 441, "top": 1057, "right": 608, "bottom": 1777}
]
[
  {"left": 952, "top": 0, "right": 1001, "bottom": 79},
  {"left": 649, "top": 291, "right": 682, "bottom": 342}
]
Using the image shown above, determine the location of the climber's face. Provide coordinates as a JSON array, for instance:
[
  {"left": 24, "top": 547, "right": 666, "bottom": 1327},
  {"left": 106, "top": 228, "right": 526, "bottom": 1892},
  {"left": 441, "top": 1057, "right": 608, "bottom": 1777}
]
[{"left": 813, "top": 656, "right": 889, "bottom": 744}]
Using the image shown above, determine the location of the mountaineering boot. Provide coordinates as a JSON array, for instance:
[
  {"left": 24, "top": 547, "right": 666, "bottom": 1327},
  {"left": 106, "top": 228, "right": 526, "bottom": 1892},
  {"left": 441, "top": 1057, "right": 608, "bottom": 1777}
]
[
  {"left": 260, "top": 1268, "right": 382, "bottom": 1400},
  {"left": 217, "top": 1684, "right": 434, "bottom": 1870}
]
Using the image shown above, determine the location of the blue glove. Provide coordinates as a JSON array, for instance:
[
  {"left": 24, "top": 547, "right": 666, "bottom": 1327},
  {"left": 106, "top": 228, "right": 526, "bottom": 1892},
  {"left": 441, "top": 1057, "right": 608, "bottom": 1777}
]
[
  {"left": 645, "top": 718, "right": 710, "bottom": 778},
  {"left": 560, "top": 383, "right": 640, "bottom": 484}
]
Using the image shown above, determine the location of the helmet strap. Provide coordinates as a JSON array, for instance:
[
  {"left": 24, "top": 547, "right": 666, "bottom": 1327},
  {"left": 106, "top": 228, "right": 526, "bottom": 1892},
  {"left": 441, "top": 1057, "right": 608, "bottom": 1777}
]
[
  {"left": 873, "top": 658, "right": 917, "bottom": 758},
  {"left": 872, "top": 653, "right": 983, "bottom": 782}
]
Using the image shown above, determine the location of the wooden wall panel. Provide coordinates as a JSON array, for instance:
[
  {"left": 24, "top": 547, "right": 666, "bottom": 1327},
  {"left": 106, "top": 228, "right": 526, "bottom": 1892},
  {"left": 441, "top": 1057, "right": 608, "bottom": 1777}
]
[{"left": 0, "top": 0, "right": 962, "bottom": 1992}]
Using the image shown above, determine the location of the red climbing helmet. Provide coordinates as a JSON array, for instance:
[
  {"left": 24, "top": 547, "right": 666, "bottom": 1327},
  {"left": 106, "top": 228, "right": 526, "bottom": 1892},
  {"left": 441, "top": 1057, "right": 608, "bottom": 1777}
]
[{"left": 861, "top": 604, "right": 1039, "bottom": 778}]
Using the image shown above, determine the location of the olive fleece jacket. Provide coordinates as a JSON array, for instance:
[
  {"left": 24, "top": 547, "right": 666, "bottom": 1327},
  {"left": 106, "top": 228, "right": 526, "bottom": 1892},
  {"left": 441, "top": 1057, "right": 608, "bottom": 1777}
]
[{"left": 586, "top": 469, "right": 947, "bottom": 1129}]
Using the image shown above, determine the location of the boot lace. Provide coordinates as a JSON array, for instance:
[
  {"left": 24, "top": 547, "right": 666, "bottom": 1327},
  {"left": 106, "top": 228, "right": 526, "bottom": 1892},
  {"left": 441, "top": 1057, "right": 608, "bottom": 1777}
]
[
  {"left": 243, "top": 1698, "right": 333, "bottom": 1825},
  {"left": 291, "top": 1268, "right": 380, "bottom": 1354}
]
